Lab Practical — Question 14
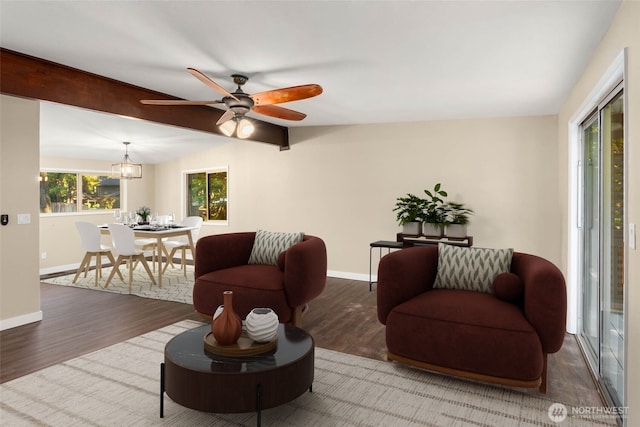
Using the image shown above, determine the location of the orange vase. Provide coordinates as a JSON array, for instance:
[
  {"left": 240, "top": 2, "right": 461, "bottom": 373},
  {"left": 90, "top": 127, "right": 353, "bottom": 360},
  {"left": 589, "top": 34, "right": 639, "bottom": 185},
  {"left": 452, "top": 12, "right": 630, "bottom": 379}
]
[{"left": 212, "top": 291, "right": 242, "bottom": 345}]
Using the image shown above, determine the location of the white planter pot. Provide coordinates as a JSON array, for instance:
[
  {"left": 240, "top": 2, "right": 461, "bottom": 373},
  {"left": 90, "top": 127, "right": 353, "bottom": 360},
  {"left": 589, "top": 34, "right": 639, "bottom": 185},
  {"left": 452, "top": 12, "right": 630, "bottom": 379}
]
[
  {"left": 422, "top": 222, "right": 443, "bottom": 238},
  {"left": 445, "top": 224, "right": 467, "bottom": 239},
  {"left": 402, "top": 222, "right": 422, "bottom": 236},
  {"left": 245, "top": 308, "right": 279, "bottom": 343},
  {"left": 213, "top": 305, "right": 224, "bottom": 321}
]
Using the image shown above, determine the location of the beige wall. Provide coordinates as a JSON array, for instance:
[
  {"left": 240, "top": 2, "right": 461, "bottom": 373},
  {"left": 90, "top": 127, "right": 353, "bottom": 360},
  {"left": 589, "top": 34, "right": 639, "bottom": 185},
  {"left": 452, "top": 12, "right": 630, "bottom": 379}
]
[
  {"left": 35, "top": 115, "right": 562, "bottom": 279},
  {"left": 155, "top": 115, "right": 560, "bottom": 279},
  {"left": 0, "top": 95, "right": 41, "bottom": 328},
  {"left": 557, "top": 1, "right": 639, "bottom": 422},
  {"left": 39, "top": 157, "right": 156, "bottom": 272}
]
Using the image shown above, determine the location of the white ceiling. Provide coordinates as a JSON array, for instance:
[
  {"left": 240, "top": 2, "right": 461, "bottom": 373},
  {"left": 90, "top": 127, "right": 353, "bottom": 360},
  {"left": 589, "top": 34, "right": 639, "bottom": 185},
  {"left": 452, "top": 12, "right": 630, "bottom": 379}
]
[
  {"left": 38, "top": 102, "right": 220, "bottom": 164},
  {"left": 0, "top": 0, "right": 622, "bottom": 163}
]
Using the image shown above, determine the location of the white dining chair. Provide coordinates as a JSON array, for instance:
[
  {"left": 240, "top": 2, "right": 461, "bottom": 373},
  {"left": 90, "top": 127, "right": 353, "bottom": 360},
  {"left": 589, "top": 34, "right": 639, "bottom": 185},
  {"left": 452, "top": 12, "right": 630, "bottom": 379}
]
[
  {"left": 162, "top": 216, "right": 203, "bottom": 277},
  {"left": 134, "top": 214, "right": 171, "bottom": 271},
  {"left": 73, "top": 222, "right": 123, "bottom": 286},
  {"left": 105, "top": 223, "right": 157, "bottom": 292}
]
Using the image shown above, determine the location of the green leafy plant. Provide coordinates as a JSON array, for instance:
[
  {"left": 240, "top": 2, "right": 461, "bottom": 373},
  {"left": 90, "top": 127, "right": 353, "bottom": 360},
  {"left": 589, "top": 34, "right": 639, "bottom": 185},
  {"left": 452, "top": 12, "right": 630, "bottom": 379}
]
[
  {"left": 393, "top": 193, "right": 425, "bottom": 225},
  {"left": 421, "top": 183, "right": 448, "bottom": 224},
  {"left": 136, "top": 205, "right": 151, "bottom": 221},
  {"left": 442, "top": 202, "right": 474, "bottom": 225}
]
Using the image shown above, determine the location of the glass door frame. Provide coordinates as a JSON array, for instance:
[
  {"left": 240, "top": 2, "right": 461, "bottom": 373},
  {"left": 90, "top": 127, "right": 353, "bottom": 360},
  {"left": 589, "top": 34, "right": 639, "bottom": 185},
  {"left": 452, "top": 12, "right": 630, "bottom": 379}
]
[
  {"left": 577, "top": 81, "right": 626, "bottom": 414},
  {"left": 578, "top": 109, "right": 600, "bottom": 372},
  {"left": 598, "top": 84, "right": 625, "bottom": 409}
]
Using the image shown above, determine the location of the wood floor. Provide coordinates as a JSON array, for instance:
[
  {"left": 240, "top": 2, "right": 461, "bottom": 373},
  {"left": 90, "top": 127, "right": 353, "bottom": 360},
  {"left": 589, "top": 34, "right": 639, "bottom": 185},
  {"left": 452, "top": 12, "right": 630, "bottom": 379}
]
[{"left": 1, "top": 277, "right": 603, "bottom": 408}]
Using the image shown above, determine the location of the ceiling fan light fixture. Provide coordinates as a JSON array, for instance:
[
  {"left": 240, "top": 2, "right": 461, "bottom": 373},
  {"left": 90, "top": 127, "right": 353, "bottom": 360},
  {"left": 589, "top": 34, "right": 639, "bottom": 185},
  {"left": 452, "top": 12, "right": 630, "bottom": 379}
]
[
  {"left": 219, "top": 119, "right": 237, "bottom": 137},
  {"left": 237, "top": 118, "right": 255, "bottom": 139},
  {"left": 143, "top": 69, "right": 322, "bottom": 140},
  {"left": 112, "top": 142, "right": 142, "bottom": 179}
]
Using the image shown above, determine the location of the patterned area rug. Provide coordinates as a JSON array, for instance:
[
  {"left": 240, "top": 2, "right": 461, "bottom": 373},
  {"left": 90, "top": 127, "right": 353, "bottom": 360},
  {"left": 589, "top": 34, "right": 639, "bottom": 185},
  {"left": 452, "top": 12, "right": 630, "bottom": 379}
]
[
  {"left": 0, "top": 320, "right": 615, "bottom": 426},
  {"left": 42, "top": 264, "right": 194, "bottom": 304}
]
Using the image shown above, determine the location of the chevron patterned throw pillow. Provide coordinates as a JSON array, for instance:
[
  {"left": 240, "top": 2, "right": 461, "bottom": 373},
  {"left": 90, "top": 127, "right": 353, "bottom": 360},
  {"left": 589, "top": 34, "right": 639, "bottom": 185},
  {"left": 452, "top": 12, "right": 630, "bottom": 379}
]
[
  {"left": 248, "top": 229, "right": 304, "bottom": 266},
  {"left": 433, "top": 243, "right": 513, "bottom": 293}
]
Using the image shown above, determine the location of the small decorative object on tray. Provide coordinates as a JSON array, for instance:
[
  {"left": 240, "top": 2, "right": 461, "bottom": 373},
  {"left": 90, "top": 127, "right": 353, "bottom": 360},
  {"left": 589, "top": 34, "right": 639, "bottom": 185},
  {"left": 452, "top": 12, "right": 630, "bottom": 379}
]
[
  {"left": 212, "top": 305, "right": 224, "bottom": 321},
  {"left": 211, "top": 291, "right": 242, "bottom": 345},
  {"left": 206, "top": 301, "right": 279, "bottom": 356},
  {"left": 246, "top": 308, "right": 279, "bottom": 343}
]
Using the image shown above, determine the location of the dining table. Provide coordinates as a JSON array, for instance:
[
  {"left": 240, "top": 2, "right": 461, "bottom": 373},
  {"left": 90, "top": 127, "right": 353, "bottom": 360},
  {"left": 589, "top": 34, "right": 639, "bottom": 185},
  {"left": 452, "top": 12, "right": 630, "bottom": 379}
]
[{"left": 100, "top": 224, "right": 196, "bottom": 288}]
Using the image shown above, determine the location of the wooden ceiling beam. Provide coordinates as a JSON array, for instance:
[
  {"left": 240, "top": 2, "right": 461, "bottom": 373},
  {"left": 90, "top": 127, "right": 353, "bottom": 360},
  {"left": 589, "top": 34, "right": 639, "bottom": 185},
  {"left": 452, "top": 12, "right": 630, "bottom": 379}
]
[{"left": 0, "top": 48, "right": 289, "bottom": 149}]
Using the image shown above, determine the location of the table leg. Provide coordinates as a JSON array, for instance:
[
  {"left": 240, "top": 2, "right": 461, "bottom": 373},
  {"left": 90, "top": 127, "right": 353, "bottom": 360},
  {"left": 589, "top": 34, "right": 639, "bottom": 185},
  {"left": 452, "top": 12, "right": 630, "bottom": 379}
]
[
  {"left": 370, "top": 247, "right": 393, "bottom": 291},
  {"left": 186, "top": 232, "right": 195, "bottom": 269},
  {"left": 160, "top": 362, "right": 165, "bottom": 418},
  {"left": 256, "top": 383, "right": 262, "bottom": 427},
  {"left": 369, "top": 247, "right": 373, "bottom": 291},
  {"left": 156, "top": 236, "right": 163, "bottom": 288}
]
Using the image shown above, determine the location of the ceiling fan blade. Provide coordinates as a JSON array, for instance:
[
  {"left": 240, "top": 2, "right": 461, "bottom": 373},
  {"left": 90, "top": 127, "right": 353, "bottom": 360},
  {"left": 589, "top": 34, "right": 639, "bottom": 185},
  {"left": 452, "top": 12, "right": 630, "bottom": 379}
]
[
  {"left": 140, "top": 99, "right": 223, "bottom": 105},
  {"left": 187, "top": 68, "right": 239, "bottom": 101},
  {"left": 252, "top": 105, "right": 307, "bottom": 121},
  {"left": 251, "top": 84, "right": 323, "bottom": 106},
  {"left": 215, "top": 109, "right": 235, "bottom": 126}
]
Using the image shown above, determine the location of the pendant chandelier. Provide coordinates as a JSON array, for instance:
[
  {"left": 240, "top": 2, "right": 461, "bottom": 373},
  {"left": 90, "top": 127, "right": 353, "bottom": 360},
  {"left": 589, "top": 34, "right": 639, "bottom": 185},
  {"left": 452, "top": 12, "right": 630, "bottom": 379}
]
[{"left": 112, "top": 142, "right": 142, "bottom": 179}]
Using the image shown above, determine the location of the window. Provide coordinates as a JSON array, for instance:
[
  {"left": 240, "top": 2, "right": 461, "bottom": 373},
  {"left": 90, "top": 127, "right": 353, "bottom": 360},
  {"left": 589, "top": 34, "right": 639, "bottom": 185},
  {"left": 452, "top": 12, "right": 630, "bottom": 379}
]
[
  {"left": 40, "top": 171, "right": 120, "bottom": 213},
  {"left": 186, "top": 168, "right": 227, "bottom": 222}
]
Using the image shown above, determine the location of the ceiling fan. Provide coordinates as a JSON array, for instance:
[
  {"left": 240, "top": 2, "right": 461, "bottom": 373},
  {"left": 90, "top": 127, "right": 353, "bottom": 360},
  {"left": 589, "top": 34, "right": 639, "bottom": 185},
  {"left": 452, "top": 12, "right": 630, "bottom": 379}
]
[{"left": 140, "top": 68, "right": 323, "bottom": 138}]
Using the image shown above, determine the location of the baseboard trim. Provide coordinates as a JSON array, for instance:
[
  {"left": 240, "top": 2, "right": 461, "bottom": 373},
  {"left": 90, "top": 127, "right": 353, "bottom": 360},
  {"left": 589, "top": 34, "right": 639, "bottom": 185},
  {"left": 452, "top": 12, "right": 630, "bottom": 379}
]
[
  {"left": 40, "top": 263, "right": 80, "bottom": 276},
  {"left": 327, "top": 270, "right": 372, "bottom": 282},
  {"left": 0, "top": 310, "right": 43, "bottom": 331}
]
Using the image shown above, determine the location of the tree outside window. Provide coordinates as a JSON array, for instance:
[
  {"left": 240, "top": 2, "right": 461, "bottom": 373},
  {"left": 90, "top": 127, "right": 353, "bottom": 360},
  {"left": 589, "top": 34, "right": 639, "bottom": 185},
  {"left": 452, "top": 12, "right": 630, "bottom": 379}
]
[
  {"left": 40, "top": 172, "right": 77, "bottom": 213},
  {"left": 186, "top": 169, "right": 227, "bottom": 222},
  {"left": 81, "top": 175, "right": 120, "bottom": 210},
  {"left": 40, "top": 171, "right": 120, "bottom": 213}
]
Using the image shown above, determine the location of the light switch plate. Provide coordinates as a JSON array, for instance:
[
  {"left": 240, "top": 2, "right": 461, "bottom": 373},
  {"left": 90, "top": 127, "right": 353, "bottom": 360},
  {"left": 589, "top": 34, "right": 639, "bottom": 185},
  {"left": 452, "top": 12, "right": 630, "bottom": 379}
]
[
  {"left": 630, "top": 223, "right": 637, "bottom": 250},
  {"left": 17, "top": 213, "right": 31, "bottom": 225}
]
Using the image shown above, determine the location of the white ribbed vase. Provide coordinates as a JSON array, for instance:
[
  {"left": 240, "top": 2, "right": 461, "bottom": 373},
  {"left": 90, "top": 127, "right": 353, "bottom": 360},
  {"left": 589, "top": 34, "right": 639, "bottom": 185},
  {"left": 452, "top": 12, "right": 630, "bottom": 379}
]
[
  {"left": 213, "top": 305, "right": 224, "bottom": 321},
  {"left": 245, "top": 308, "right": 279, "bottom": 343}
]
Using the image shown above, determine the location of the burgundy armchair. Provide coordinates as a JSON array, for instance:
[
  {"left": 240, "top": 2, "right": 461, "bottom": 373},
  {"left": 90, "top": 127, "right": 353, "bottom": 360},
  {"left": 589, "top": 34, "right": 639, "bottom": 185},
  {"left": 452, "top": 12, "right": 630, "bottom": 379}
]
[
  {"left": 377, "top": 245, "right": 566, "bottom": 393},
  {"left": 193, "top": 232, "right": 327, "bottom": 328}
]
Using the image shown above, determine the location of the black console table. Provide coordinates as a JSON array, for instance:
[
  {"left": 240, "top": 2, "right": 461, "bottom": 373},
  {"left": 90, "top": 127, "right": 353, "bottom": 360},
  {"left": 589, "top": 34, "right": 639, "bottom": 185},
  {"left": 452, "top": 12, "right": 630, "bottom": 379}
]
[
  {"left": 369, "top": 240, "right": 403, "bottom": 291},
  {"left": 396, "top": 233, "right": 473, "bottom": 248},
  {"left": 368, "top": 234, "right": 473, "bottom": 291}
]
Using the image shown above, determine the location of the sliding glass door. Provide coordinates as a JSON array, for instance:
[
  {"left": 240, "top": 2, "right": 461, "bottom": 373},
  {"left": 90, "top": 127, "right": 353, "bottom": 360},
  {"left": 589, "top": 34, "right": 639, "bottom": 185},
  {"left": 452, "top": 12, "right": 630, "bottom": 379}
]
[
  {"left": 581, "top": 112, "right": 600, "bottom": 360},
  {"left": 600, "top": 87, "right": 624, "bottom": 406},
  {"left": 579, "top": 84, "right": 625, "bottom": 410}
]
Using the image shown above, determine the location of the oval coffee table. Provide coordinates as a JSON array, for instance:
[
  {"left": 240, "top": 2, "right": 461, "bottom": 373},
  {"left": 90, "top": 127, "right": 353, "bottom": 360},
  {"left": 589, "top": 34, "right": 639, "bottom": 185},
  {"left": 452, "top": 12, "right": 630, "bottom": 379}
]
[{"left": 161, "top": 323, "right": 314, "bottom": 426}]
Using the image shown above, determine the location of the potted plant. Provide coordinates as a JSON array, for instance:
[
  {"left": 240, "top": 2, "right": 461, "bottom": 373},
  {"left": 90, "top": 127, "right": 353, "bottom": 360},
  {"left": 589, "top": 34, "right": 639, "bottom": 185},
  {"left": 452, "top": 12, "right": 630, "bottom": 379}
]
[
  {"left": 421, "top": 183, "right": 447, "bottom": 237},
  {"left": 442, "top": 202, "right": 474, "bottom": 238},
  {"left": 393, "top": 193, "right": 424, "bottom": 236},
  {"left": 136, "top": 205, "right": 151, "bottom": 224}
]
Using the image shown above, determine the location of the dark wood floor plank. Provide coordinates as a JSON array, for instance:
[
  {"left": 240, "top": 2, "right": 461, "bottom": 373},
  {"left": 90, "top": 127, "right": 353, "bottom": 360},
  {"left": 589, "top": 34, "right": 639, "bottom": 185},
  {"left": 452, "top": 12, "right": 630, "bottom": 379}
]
[
  {"left": 0, "top": 283, "right": 199, "bottom": 383},
  {"left": 1, "top": 277, "right": 604, "bottom": 408}
]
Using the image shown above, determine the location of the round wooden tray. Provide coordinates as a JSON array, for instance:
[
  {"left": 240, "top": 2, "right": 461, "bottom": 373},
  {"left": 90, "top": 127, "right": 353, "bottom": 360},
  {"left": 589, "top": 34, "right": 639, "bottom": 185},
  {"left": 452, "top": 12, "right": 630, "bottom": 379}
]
[{"left": 204, "top": 332, "right": 277, "bottom": 357}]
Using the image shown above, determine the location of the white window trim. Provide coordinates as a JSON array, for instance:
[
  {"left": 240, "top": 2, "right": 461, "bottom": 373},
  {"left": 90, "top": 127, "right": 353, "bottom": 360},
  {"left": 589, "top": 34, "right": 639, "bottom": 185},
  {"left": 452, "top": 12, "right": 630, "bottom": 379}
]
[{"left": 566, "top": 48, "right": 626, "bottom": 335}]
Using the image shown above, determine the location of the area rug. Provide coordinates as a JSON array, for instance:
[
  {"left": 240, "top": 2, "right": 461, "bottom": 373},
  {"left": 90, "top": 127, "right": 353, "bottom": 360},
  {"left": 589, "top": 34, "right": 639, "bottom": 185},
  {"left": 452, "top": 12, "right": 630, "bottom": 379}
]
[
  {"left": 0, "top": 321, "right": 615, "bottom": 427},
  {"left": 42, "top": 265, "right": 194, "bottom": 304}
]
